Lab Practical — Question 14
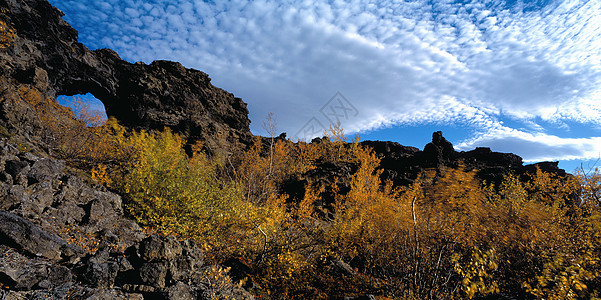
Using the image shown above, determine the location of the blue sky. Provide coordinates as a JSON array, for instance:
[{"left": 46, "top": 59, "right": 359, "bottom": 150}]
[{"left": 48, "top": 0, "right": 601, "bottom": 172}]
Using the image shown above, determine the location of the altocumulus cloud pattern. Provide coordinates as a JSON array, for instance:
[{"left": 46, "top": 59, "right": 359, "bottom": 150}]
[{"left": 49, "top": 0, "right": 601, "bottom": 164}]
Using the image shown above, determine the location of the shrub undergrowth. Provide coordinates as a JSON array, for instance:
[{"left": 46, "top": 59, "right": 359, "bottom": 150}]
[{"left": 23, "top": 95, "right": 601, "bottom": 299}]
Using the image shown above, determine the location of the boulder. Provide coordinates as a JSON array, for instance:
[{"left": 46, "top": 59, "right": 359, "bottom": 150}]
[
  {"left": 0, "top": 245, "right": 72, "bottom": 290},
  {"left": 163, "top": 282, "right": 196, "bottom": 300},
  {"left": 139, "top": 235, "right": 183, "bottom": 262},
  {"left": 125, "top": 235, "right": 204, "bottom": 289},
  {"left": 81, "top": 249, "right": 120, "bottom": 288},
  {"left": 0, "top": 284, "right": 145, "bottom": 300},
  {"left": 4, "top": 160, "right": 28, "bottom": 178},
  {"left": 0, "top": 211, "right": 80, "bottom": 261}
]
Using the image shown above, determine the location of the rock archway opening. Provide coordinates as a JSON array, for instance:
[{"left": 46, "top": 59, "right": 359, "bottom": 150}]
[{"left": 57, "top": 93, "right": 107, "bottom": 127}]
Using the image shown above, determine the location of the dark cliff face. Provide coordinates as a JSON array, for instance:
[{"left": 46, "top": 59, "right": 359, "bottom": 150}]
[{"left": 0, "top": 0, "right": 252, "bottom": 153}]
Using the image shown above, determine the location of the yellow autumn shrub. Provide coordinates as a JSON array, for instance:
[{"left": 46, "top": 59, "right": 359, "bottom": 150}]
[
  {"left": 109, "top": 129, "right": 258, "bottom": 253},
  {"left": 18, "top": 87, "right": 130, "bottom": 168},
  {"left": 452, "top": 247, "right": 499, "bottom": 299}
]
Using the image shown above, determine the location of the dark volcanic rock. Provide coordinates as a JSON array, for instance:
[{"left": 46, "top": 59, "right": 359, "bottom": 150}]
[
  {"left": 0, "top": 211, "right": 79, "bottom": 261},
  {"left": 360, "top": 140, "right": 420, "bottom": 158},
  {"left": 360, "top": 140, "right": 421, "bottom": 185},
  {"left": 459, "top": 147, "right": 523, "bottom": 168},
  {"left": 0, "top": 144, "right": 252, "bottom": 297},
  {"left": 457, "top": 147, "right": 523, "bottom": 183},
  {"left": 4, "top": 160, "right": 28, "bottom": 178},
  {"left": 100, "top": 58, "right": 252, "bottom": 153},
  {"left": 139, "top": 235, "right": 183, "bottom": 262},
  {"left": 0, "top": 141, "right": 145, "bottom": 250},
  {"left": 0, "top": 245, "right": 72, "bottom": 290},
  {"left": 0, "top": 0, "right": 252, "bottom": 153},
  {"left": 0, "top": 0, "right": 255, "bottom": 297},
  {"left": 362, "top": 131, "right": 566, "bottom": 186},
  {"left": 1, "top": 284, "right": 145, "bottom": 299},
  {"left": 163, "top": 281, "right": 196, "bottom": 300},
  {"left": 519, "top": 161, "right": 566, "bottom": 177},
  {"left": 26, "top": 158, "right": 63, "bottom": 184},
  {"left": 303, "top": 160, "right": 358, "bottom": 217},
  {"left": 422, "top": 131, "right": 456, "bottom": 167},
  {"left": 81, "top": 249, "right": 120, "bottom": 288},
  {"left": 126, "top": 235, "right": 204, "bottom": 288},
  {"left": 113, "top": 235, "right": 252, "bottom": 299}
]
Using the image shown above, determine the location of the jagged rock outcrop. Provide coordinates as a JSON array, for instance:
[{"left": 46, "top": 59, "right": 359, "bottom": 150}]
[
  {"left": 364, "top": 131, "right": 566, "bottom": 186},
  {"left": 73, "top": 235, "right": 251, "bottom": 299},
  {"left": 0, "top": 0, "right": 252, "bottom": 153},
  {"left": 422, "top": 131, "right": 456, "bottom": 167},
  {"left": 0, "top": 244, "right": 73, "bottom": 290},
  {"left": 0, "top": 211, "right": 83, "bottom": 261}
]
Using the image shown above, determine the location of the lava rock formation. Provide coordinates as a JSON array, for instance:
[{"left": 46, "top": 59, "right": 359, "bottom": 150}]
[{"left": 0, "top": 0, "right": 251, "bottom": 153}]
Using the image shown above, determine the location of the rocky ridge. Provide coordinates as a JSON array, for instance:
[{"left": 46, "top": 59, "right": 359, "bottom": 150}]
[
  {"left": 0, "top": 0, "right": 255, "bottom": 297},
  {"left": 0, "top": 0, "right": 252, "bottom": 153},
  {"left": 362, "top": 131, "right": 567, "bottom": 187}
]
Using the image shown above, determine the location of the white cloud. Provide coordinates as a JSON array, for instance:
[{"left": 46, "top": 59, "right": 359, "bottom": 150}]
[{"left": 49, "top": 0, "right": 601, "bottom": 162}]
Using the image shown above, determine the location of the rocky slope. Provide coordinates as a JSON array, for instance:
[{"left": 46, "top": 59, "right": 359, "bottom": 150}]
[
  {"left": 0, "top": 0, "right": 252, "bottom": 154},
  {"left": 0, "top": 138, "right": 252, "bottom": 299}
]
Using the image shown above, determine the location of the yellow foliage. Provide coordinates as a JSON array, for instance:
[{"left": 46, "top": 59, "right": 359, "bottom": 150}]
[
  {"left": 18, "top": 87, "right": 128, "bottom": 168},
  {"left": 524, "top": 247, "right": 599, "bottom": 300},
  {"left": 26, "top": 107, "right": 598, "bottom": 299},
  {"left": 235, "top": 136, "right": 294, "bottom": 203},
  {"left": 82, "top": 125, "right": 601, "bottom": 299},
  {"left": 422, "top": 165, "right": 491, "bottom": 246},
  {"left": 260, "top": 250, "right": 314, "bottom": 298},
  {"left": 452, "top": 247, "right": 499, "bottom": 299},
  {"left": 526, "top": 167, "right": 580, "bottom": 208},
  {"left": 105, "top": 129, "right": 259, "bottom": 256},
  {"left": 296, "top": 182, "right": 318, "bottom": 221},
  {"left": 91, "top": 164, "right": 111, "bottom": 186},
  {"left": 198, "top": 265, "right": 245, "bottom": 300},
  {"left": 0, "top": 18, "right": 16, "bottom": 49},
  {"left": 330, "top": 145, "right": 394, "bottom": 258},
  {"left": 291, "top": 141, "right": 320, "bottom": 174}
]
